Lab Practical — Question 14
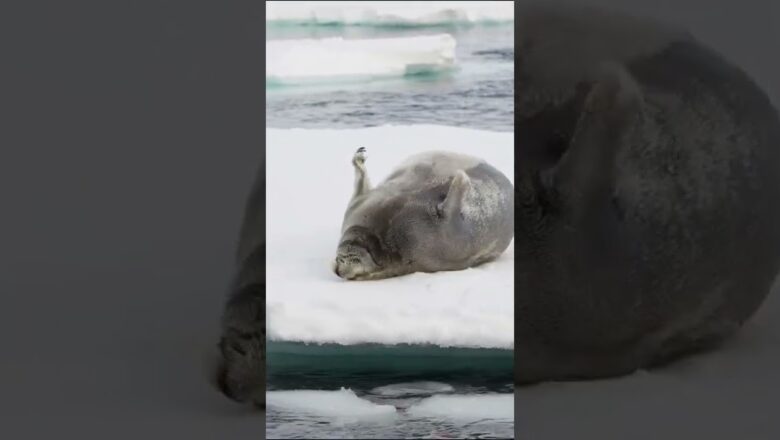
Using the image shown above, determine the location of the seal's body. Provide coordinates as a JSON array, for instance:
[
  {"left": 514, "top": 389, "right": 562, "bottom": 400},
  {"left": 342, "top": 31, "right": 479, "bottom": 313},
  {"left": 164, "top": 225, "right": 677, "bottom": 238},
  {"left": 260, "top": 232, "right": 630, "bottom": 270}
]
[
  {"left": 515, "top": 4, "right": 780, "bottom": 383},
  {"left": 212, "top": 159, "right": 266, "bottom": 408},
  {"left": 334, "top": 149, "right": 514, "bottom": 280}
]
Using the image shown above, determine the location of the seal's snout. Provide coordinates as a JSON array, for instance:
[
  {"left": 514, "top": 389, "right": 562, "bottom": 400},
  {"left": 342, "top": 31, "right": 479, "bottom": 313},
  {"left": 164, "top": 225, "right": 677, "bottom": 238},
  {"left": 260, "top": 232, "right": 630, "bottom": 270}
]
[
  {"left": 334, "top": 245, "right": 378, "bottom": 280},
  {"left": 333, "top": 257, "right": 350, "bottom": 279},
  {"left": 333, "top": 253, "right": 358, "bottom": 280}
]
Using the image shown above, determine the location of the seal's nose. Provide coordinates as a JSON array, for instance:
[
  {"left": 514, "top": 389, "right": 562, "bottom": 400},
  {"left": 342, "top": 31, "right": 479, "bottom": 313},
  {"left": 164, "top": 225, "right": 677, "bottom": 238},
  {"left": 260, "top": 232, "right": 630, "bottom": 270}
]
[{"left": 334, "top": 253, "right": 354, "bottom": 279}]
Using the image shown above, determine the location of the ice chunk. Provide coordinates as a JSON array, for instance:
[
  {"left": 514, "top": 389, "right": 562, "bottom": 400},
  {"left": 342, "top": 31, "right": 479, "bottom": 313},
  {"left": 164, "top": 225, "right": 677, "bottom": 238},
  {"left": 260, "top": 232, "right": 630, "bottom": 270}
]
[
  {"left": 408, "top": 393, "right": 513, "bottom": 421},
  {"left": 267, "top": 34, "right": 456, "bottom": 86},
  {"left": 371, "top": 381, "right": 455, "bottom": 397},
  {"left": 267, "top": 1, "right": 514, "bottom": 26},
  {"left": 266, "top": 125, "right": 514, "bottom": 349},
  {"left": 266, "top": 387, "right": 397, "bottom": 419}
]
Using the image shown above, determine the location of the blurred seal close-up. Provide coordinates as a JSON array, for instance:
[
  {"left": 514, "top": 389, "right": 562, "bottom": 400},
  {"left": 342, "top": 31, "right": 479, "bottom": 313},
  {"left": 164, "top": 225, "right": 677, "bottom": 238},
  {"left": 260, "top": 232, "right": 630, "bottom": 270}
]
[{"left": 514, "top": 4, "right": 780, "bottom": 384}]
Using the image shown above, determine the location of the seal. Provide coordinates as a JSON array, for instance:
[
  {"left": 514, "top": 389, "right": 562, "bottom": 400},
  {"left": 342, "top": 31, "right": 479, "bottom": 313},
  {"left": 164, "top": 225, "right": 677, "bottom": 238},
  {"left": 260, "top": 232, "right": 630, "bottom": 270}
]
[
  {"left": 514, "top": 4, "right": 780, "bottom": 383},
  {"left": 210, "top": 158, "right": 266, "bottom": 408},
  {"left": 333, "top": 148, "right": 514, "bottom": 280}
]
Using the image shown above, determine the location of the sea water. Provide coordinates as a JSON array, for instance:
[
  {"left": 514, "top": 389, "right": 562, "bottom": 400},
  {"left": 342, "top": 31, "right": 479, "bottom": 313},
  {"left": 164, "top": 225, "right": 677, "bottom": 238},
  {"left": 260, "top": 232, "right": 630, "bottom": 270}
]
[
  {"left": 265, "top": 10, "right": 514, "bottom": 439},
  {"left": 266, "top": 345, "right": 513, "bottom": 439},
  {"left": 266, "top": 22, "right": 514, "bottom": 132},
  {"left": 265, "top": 342, "right": 514, "bottom": 439},
  {"left": 266, "top": 383, "right": 514, "bottom": 439}
]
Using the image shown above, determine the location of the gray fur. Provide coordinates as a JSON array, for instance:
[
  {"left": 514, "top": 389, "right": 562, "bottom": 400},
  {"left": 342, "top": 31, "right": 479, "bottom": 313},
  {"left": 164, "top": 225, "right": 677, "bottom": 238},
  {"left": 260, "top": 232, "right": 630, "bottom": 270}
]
[
  {"left": 333, "top": 150, "right": 514, "bottom": 280},
  {"left": 211, "top": 159, "right": 266, "bottom": 409},
  {"left": 515, "top": 4, "right": 780, "bottom": 384}
]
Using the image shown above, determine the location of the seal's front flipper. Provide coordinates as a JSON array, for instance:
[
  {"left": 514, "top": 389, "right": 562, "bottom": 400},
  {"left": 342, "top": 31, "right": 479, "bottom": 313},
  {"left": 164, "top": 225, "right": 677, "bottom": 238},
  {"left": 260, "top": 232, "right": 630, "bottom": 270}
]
[
  {"left": 214, "top": 282, "right": 266, "bottom": 408},
  {"left": 551, "top": 62, "right": 643, "bottom": 224},
  {"left": 351, "top": 147, "right": 371, "bottom": 199},
  {"left": 438, "top": 170, "right": 471, "bottom": 218}
]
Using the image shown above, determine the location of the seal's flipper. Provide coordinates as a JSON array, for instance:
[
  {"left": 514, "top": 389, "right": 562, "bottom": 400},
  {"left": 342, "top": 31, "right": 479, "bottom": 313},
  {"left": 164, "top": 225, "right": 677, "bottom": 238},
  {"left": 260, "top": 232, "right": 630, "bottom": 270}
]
[
  {"left": 438, "top": 170, "right": 471, "bottom": 218},
  {"left": 551, "top": 62, "right": 643, "bottom": 223},
  {"left": 351, "top": 147, "right": 371, "bottom": 199}
]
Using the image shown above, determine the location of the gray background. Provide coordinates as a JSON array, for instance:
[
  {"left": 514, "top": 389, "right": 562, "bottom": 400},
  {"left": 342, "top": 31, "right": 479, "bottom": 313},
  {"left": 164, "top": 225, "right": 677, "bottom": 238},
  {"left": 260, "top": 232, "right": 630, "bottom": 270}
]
[{"left": 1, "top": 1, "right": 778, "bottom": 439}]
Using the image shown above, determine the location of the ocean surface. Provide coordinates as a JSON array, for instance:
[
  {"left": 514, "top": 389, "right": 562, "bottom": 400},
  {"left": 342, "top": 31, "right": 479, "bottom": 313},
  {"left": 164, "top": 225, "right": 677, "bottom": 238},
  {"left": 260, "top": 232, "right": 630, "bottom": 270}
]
[
  {"left": 267, "top": 382, "right": 514, "bottom": 439},
  {"left": 266, "top": 23, "right": 514, "bottom": 132},
  {"left": 266, "top": 343, "right": 514, "bottom": 439},
  {"left": 265, "top": 15, "right": 514, "bottom": 440}
]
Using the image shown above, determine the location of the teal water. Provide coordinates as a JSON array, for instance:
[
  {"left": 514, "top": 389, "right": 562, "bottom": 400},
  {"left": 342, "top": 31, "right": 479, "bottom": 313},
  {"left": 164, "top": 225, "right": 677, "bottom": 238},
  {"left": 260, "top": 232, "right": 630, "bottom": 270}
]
[{"left": 267, "top": 342, "right": 513, "bottom": 390}]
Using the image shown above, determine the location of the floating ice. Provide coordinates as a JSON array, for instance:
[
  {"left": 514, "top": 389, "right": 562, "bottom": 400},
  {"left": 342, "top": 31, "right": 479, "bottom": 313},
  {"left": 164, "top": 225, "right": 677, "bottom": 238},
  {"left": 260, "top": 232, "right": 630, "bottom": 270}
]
[
  {"left": 267, "top": 1, "right": 514, "bottom": 27},
  {"left": 266, "top": 125, "right": 514, "bottom": 349},
  {"left": 266, "top": 387, "right": 397, "bottom": 419},
  {"left": 371, "top": 381, "right": 455, "bottom": 397},
  {"left": 267, "top": 34, "right": 456, "bottom": 86},
  {"left": 408, "top": 393, "right": 514, "bottom": 421}
]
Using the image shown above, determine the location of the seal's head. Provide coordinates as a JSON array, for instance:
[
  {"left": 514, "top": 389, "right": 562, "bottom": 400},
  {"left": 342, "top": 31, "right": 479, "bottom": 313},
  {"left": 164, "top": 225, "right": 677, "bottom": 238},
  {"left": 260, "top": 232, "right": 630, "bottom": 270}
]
[
  {"left": 333, "top": 242, "right": 379, "bottom": 280},
  {"left": 332, "top": 225, "right": 386, "bottom": 280}
]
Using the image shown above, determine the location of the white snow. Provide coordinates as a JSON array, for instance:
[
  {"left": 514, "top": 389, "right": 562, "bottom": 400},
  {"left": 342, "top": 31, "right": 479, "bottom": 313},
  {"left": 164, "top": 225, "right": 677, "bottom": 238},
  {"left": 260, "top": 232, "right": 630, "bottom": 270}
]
[
  {"left": 408, "top": 393, "right": 514, "bottom": 421},
  {"left": 266, "top": 125, "right": 514, "bottom": 349},
  {"left": 267, "top": 34, "right": 456, "bottom": 86},
  {"left": 267, "top": 387, "right": 397, "bottom": 419},
  {"left": 266, "top": 1, "right": 514, "bottom": 26}
]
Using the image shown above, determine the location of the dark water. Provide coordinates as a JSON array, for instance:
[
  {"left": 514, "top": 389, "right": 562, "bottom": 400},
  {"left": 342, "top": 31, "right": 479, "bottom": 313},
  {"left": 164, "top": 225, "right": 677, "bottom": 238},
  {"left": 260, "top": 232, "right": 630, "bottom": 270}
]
[{"left": 266, "top": 24, "right": 514, "bottom": 132}]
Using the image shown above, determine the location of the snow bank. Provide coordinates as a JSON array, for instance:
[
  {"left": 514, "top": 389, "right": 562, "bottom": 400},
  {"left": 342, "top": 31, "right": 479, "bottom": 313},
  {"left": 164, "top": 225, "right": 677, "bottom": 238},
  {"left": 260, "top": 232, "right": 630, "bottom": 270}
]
[
  {"left": 266, "top": 125, "right": 514, "bottom": 349},
  {"left": 267, "top": 387, "right": 397, "bottom": 418},
  {"left": 267, "top": 1, "right": 514, "bottom": 26},
  {"left": 267, "top": 34, "right": 456, "bottom": 86},
  {"left": 408, "top": 393, "right": 513, "bottom": 421}
]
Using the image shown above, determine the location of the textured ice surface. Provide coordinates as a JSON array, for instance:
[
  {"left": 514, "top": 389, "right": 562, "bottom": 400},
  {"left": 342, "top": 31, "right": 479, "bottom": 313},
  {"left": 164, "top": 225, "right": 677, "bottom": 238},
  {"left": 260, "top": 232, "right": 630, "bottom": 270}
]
[
  {"left": 266, "top": 1, "right": 514, "bottom": 26},
  {"left": 267, "top": 388, "right": 397, "bottom": 419},
  {"left": 267, "top": 387, "right": 512, "bottom": 422},
  {"left": 370, "top": 381, "right": 455, "bottom": 397},
  {"left": 266, "top": 125, "right": 513, "bottom": 349},
  {"left": 267, "top": 34, "right": 456, "bottom": 85},
  {"left": 266, "top": 387, "right": 514, "bottom": 438},
  {"left": 408, "top": 393, "right": 514, "bottom": 421}
]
